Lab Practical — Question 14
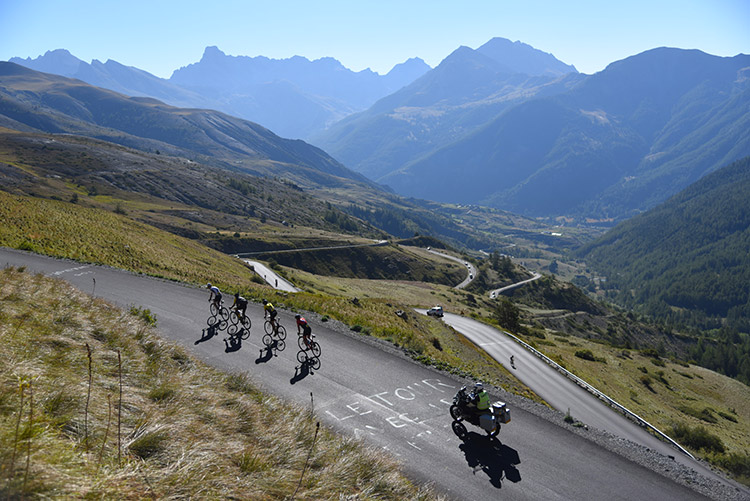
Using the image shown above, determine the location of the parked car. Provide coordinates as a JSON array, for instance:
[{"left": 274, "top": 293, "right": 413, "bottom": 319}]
[{"left": 427, "top": 305, "right": 444, "bottom": 317}]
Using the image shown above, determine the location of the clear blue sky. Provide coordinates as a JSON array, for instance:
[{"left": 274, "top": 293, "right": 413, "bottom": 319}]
[{"left": 2, "top": 0, "right": 748, "bottom": 77}]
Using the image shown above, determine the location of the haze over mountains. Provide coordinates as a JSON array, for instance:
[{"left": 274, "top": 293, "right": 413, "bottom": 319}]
[
  {"left": 317, "top": 47, "right": 750, "bottom": 221},
  {"left": 10, "top": 47, "right": 431, "bottom": 140},
  {"left": 7, "top": 38, "right": 750, "bottom": 223},
  {"left": 0, "top": 62, "right": 374, "bottom": 192}
]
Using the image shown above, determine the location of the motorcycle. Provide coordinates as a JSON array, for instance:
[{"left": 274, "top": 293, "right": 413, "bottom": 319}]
[{"left": 450, "top": 386, "right": 511, "bottom": 437}]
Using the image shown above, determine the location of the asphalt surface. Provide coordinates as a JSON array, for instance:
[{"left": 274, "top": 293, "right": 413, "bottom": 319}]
[
  {"left": 241, "top": 259, "right": 300, "bottom": 292},
  {"left": 437, "top": 313, "right": 717, "bottom": 477},
  {"left": 426, "top": 249, "right": 476, "bottom": 288},
  {"left": 1, "top": 247, "right": 721, "bottom": 500}
]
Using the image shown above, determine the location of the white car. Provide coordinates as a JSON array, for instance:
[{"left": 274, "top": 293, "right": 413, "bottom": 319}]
[{"left": 426, "top": 305, "right": 444, "bottom": 317}]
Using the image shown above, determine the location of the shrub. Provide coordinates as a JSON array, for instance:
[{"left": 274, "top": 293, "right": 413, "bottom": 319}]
[
  {"left": 677, "top": 405, "right": 718, "bottom": 424},
  {"left": 575, "top": 349, "right": 596, "bottom": 361},
  {"left": 431, "top": 337, "right": 443, "bottom": 351},
  {"left": 670, "top": 423, "right": 725, "bottom": 453},
  {"left": 130, "top": 305, "right": 157, "bottom": 326},
  {"left": 640, "top": 375, "right": 654, "bottom": 392}
]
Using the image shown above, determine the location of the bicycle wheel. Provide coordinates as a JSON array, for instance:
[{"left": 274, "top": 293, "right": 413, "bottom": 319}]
[
  {"left": 264, "top": 320, "right": 273, "bottom": 335},
  {"left": 275, "top": 339, "right": 286, "bottom": 352},
  {"left": 262, "top": 334, "right": 274, "bottom": 347},
  {"left": 228, "top": 322, "right": 239, "bottom": 336},
  {"left": 296, "top": 349, "right": 308, "bottom": 364},
  {"left": 207, "top": 315, "right": 217, "bottom": 327},
  {"left": 297, "top": 335, "right": 307, "bottom": 351},
  {"left": 309, "top": 355, "right": 321, "bottom": 371},
  {"left": 276, "top": 325, "right": 287, "bottom": 340},
  {"left": 240, "top": 315, "right": 252, "bottom": 330},
  {"left": 239, "top": 327, "right": 250, "bottom": 341},
  {"left": 219, "top": 307, "right": 230, "bottom": 323},
  {"left": 310, "top": 341, "right": 321, "bottom": 358},
  {"left": 209, "top": 302, "right": 219, "bottom": 316}
]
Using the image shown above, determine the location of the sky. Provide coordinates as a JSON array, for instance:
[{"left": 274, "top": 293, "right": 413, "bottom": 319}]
[{"left": 1, "top": 0, "right": 748, "bottom": 78}]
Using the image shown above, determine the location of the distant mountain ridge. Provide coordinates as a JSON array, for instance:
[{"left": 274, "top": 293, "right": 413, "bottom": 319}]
[
  {"left": 360, "top": 48, "right": 750, "bottom": 221},
  {"left": 577, "top": 155, "right": 750, "bottom": 333},
  {"left": 311, "top": 39, "right": 581, "bottom": 180},
  {"left": 10, "top": 48, "right": 431, "bottom": 140},
  {"left": 0, "top": 61, "right": 375, "bottom": 191}
]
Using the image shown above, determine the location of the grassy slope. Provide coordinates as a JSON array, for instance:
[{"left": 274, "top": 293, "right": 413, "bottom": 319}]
[
  {"left": 0, "top": 191, "right": 534, "bottom": 398},
  {"left": 510, "top": 325, "right": 750, "bottom": 483},
  {"left": 0, "top": 267, "right": 437, "bottom": 499},
  {"left": 4, "top": 184, "right": 746, "bottom": 482},
  {"left": 0, "top": 190, "right": 263, "bottom": 294}
]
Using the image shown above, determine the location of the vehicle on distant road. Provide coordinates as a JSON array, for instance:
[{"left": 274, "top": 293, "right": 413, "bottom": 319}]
[{"left": 427, "top": 305, "right": 444, "bottom": 317}]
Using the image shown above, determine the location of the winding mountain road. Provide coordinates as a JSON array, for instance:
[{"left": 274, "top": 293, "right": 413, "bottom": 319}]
[
  {"left": 435, "top": 314, "right": 718, "bottom": 477},
  {"left": 1, "top": 247, "right": 729, "bottom": 500}
]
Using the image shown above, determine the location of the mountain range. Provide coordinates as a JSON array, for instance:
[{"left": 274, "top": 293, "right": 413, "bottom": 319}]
[
  {"left": 315, "top": 47, "right": 750, "bottom": 222},
  {"left": 7, "top": 39, "right": 750, "bottom": 224},
  {"left": 310, "top": 38, "right": 582, "bottom": 181},
  {"left": 0, "top": 61, "right": 533, "bottom": 252},
  {"left": 577, "top": 155, "right": 750, "bottom": 383},
  {"left": 0, "top": 61, "right": 374, "bottom": 192},
  {"left": 10, "top": 47, "right": 431, "bottom": 140}
]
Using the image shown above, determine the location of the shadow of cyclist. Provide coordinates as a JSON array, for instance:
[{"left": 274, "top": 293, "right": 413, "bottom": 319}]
[
  {"left": 195, "top": 324, "right": 219, "bottom": 345},
  {"left": 290, "top": 360, "right": 311, "bottom": 384},
  {"left": 456, "top": 429, "right": 521, "bottom": 488},
  {"left": 223, "top": 335, "right": 242, "bottom": 353},
  {"left": 255, "top": 345, "right": 274, "bottom": 364}
]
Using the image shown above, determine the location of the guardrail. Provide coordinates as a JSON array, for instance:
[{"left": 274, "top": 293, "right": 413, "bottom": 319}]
[{"left": 502, "top": 329, "right": 695, "bottom": 460}]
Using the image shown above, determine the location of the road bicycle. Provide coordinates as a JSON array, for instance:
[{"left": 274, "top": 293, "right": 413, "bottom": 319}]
[
  {"left": 207, "top": 301, "right": 229, "bottom": 330},
  {"left": 228, "top": 309, "right": 251, "bottom": 340},
  {"left": 262, "top": 333, "right": 286, "bottom": 352},
  {"left": 263, "top": 319, "right": 287, "bottom": 340},
  {"left": 209, "top": 300, "right": 229, "bottom": 319},
  {"left": 296, "top": 347, "right": 321, "bottom": 370},
  {"left": 297, "top": 334, "right": 321, "bottom": 358}
]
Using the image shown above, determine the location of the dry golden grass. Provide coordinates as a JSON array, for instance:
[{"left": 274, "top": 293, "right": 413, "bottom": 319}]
[
  {"left": 0, "top": 191, "right": 264, "bottom": 294},
  {"left": 0, "top": 267, "right": 440, "bottom": 499},
  {"left": 522, "top": 332, "right": 750, "bottom": 475}
]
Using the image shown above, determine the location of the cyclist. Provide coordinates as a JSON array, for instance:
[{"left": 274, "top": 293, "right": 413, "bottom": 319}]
[
  {"left": 262, "top": 299, "right": 278, "bottom": 333},
  {"left": 206, "top": 283, "right": 222, "bottom": 310},
  {"left": 295, "top": 314, "right": 313, "bottom": 349},
  {"left": 232, "top": 292, "right": 248, "bottom": 321}
]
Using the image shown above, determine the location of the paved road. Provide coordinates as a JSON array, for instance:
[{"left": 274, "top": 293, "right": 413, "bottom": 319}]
[
  {"left": 242, "top": 259, "right": 300, "bottom": 292},
  {"left": 489, "top": 272, "right": 542, "bottom": 299},
  {"left": 427, "top": 249, "right": 476, "bottom": 289},
  {"left": 1, "top": 247, "right": 717, "bottom": 500}
]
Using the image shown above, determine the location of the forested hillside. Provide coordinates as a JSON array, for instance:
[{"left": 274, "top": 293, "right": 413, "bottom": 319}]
[{"left": 578, "top": 156, "right": 750, "bottom": 383}]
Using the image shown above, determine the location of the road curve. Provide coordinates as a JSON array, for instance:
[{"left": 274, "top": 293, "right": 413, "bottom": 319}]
[
  {"left": 0, "top": 247, "right": 724, "bottom": 500},
  {"left": 489, "top": 272, "right": 542, "bottom": 299},
  {"left": 427, "top": 249, "right": 476, "bottom": 289},
  {"left": 241, "top": 259, "right": 300, "bottom": 292},
  {"left": 436, "top": 312, "right": 734, "bottom": 490}
]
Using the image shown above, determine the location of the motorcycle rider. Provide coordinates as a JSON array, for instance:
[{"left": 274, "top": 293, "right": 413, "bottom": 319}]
[{"left": 470, "top": 382, "right": 491, "bottom": 417}]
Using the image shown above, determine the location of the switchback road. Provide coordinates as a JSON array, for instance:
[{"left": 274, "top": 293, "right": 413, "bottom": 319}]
[{"left": 2, "top": 247, "right": 732, "bottom": 500}]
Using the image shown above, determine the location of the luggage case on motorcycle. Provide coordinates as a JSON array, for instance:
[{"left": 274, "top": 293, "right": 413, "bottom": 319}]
[
  {"left": 493, "top": 402, "right": 511, "bottom": 423},
  {"left": 479, "top": 413, "right": 495, "bottom": 432}
]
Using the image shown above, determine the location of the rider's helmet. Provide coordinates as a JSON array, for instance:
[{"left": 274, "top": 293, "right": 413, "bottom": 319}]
[
  {"left": 234, "top": 292, "right": 239, "bottom": 298},
  {"left": 206, "top": 283, "right": 212, "bottom": 289},
  {"left": 295, "top": 314, "right": 301, "bottom": 319},
  {"left": 262, "top": 299, "right": 267, "bottom": 304},
  {"left": 474, "top": 382, "right": 484, "bottom": 390}
]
